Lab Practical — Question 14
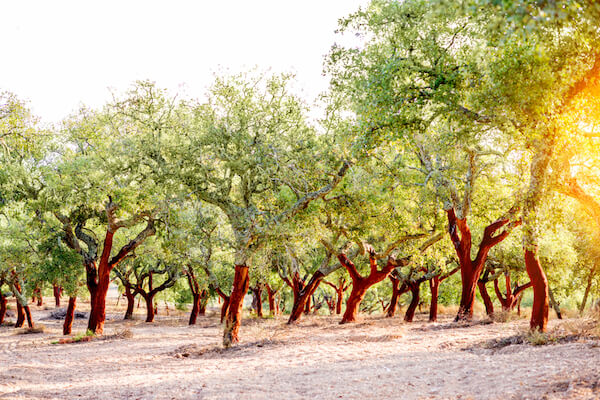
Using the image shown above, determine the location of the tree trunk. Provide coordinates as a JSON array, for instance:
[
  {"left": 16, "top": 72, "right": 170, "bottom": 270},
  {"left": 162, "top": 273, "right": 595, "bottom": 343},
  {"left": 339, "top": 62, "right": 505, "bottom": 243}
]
[
  {"left": 429, "top": 276, "right": 440, "bottom": 322},
  {"left": 15, "top": 302, "right": 24, "bottom": 328},
  {"left": 525, "top": 249, "right": 549, "bottom": 332},
  {"left": 580, "top": 267, "right": 595, "bottom": 314},
  {"left": 304, "top": 296, "right": 311, "bottom": 315},
  {"left": 144, "top": 294, "right": 155, "bottom": 322},
  {"left": 251, "top": 286, "right": 263, "bottom": 318},
  {"left": 223, "top": 265, "right": 250, "bottom": 348},
  {"left": 0, "top": 293, "right": 6, "bottom": 324},
  {"left": 266, "top": 284, "right": 277, "bottom": 316},
  {"left": 341, "top": 283, "right": 369, "bottom": 324},
  {"left": 189, "top": 293, "right": 200, "bottom": 325},
  {"left": 34, "top": 287, "right": 43, "bottom": 307},
  {"left": 548, "top": 286, "right": 562, "bottom": 320},
  {"left": 23, "top": 305, "right": 34, "bottom": 328},
  {"left": 478, "top": 280, "right": 495, "bottom": 317},
  {"left": 287, "top": 271, "right": 324, "bottom": 323},
  {"left": 404, "top": 282, "right": 421, "bottom": 322},
  {"left": 124, "top": 286, "right": 135, "bottom": 320},
  {"left": 63, "top": 297, "right": 76, "bottom": 335},
  {"left": 387, "top": 277, "right": 408, "bottom": 318},
  {"left": 53, "top": 285, "right": 62, "bottom": 307},
  {"left": 198, "top": 290, "right": 208, "bottom": 316}
]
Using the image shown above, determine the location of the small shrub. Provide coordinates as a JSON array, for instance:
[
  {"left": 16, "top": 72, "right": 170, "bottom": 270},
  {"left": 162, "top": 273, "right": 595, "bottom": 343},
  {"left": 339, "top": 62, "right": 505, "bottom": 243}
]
[{"left": 526, "top": 329, "right": 550, "bottom": 346}]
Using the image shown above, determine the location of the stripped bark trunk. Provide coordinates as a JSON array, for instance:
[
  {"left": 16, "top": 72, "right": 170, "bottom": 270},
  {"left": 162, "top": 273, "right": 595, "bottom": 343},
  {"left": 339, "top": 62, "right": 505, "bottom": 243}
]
[
  {"left": 15, "top": 302, "right": 24, "bottom": 328},
  {"left": 387, "top": 276, "right": 408, "bottom": 318},
  {"left": 63, "top": 297, "right": 76, "bottom": 335},
  {"left": 525, "top": 249, "right": 549, "bottom": 331},
  {"left": 448, "top": 208, "right": 519, "bottom": 321},
  {"left": 478, "top": 281, "right": 495, "bottom": 316},
  {"left": 287, "top": 271, "right": 324, "bottom": 323},
  {"left": 223, "top": 265, "right": 250, "bottom": 347},
  {"left": 0, "top": 293, "right": 6, "bottom": 324},
  {"left": 404, "top": 281, "right": 421, "bottom": 322},
  {"left": 429, "top": 277, "right": 441, "bottom": 322},
  {"left": 251, "top": 285, "right": 263, "bottom": 318},
  {"left": 265, "top": 284, "right": 278, "bottom": 316},
  {"left": 53, "top": 285, "right": 62, "bottom": 307}
]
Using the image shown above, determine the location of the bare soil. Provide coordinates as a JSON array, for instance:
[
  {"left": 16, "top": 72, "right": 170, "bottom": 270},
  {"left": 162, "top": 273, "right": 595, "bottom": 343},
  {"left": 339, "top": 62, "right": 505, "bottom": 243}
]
[{"left": 1, "top": 299, "right": 599, "bottom": 400}]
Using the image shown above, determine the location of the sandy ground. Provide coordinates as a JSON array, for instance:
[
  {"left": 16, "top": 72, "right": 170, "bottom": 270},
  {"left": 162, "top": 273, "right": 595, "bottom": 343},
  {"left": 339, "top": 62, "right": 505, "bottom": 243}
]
[{"left": 1, "top": 298, "right": 599, "bottom": 400}]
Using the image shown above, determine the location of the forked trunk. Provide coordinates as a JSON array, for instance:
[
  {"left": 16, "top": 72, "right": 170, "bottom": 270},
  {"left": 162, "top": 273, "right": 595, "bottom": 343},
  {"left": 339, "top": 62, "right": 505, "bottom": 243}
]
[
  {"left": 223, "top": 265, "right": 250, "bottom": 348},
  {"left": 287, "top": 271, "right": 324, "bottom": 323},
  {"left": 525, "top": 249, "right": 549, "bottom": 332},
  {"left": 63, "top": 297, "right": 76, "bottom": 335},
  {"left": 404, "top": 282, "right": 420, "bottom": 322}
]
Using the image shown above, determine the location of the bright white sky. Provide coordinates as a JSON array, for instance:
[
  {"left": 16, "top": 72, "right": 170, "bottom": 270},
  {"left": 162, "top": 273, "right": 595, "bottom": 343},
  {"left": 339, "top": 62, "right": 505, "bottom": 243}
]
[{"left": 0, "top": 1, "right": 368, "bottom": 124}]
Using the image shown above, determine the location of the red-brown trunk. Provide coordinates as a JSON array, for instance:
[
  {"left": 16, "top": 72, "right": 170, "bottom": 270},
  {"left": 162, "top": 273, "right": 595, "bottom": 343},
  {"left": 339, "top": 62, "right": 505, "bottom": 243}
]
[
  {"left": 387, "top": 277, "right": 401, "bottom": 318},
  {"left": 144, "top": 294, "right": 155, "bottom": 322},
  {"left": 63, "top": 297, "right": 76, "bottom": 335},
  {"left": 478, "top": 280, "right": 495, "bottom": 316},
  {"left": 189, "top": 293, "right": 200, "bottom": 325},
  {"left": 456, "top": 266, "right": 478, "bottom": 321},
  {"left": 0, "top": 293, "right": 6, "bottom": 324},
  {"left": 341, "top": 282, "right": 368, "bottom": 324},
  {"left": 223, "top": 265, "right": 250, "bottom": 347},
  {"left": 266, "top": 285, "right": 276, "bottom": 316},
  {"left": 287, "top": 271, "right": 324, "bottom": 323},
  {"left": 429, "top": 277, "right": 440, "bottom": 322},
  {"left": 251, "top": 286, "right": 263, "bottom": 318},
  {"left": 404, "top": 282, "right": 420, "bottom": 322},
  {"left": 23, "top": 305, "right": 34, "bottom": 328},
  {"left": 53, "top": 285, "right": 62, "bottom": 307},
  {"left": 525, "top": 249, "right": 549, "bottom": 332},
  {"left": 304, "top": 296, "right": 311, "bottom": 315},
  {"left": 15, "top": 302, "right": 24, "bottom": 328}
]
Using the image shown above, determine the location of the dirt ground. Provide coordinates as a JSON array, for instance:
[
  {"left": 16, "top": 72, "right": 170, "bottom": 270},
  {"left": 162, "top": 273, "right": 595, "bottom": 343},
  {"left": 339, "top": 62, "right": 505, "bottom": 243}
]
[{"left": 1, "top": 297, "right": 599, "bottom": 400}]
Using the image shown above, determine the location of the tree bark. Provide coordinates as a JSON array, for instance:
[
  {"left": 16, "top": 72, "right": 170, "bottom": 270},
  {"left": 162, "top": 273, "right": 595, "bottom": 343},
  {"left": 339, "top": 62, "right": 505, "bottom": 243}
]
[
  {"left": 124, "top": 286, "right": 135, "bottom": 320},
  {"left": 525, "top": 249, "right": 549, "bottom": 331},
  {"left": 53, "top": 285, "right": 62, "bottom": 307},
  {"left": 404, "top": 282, "right": 421, "bottom": 322},
  {"left": 580, "top": 263, "right": 596, "bottom": 314},
  {"left": 23, "top": 305, "right": 34, "bottom": 329},
  {"left": 478, "top": 280, "right": 495, "bottom": 316},
  {"left": 287, "top": 271, "right": 324, "bottom": 323},
  {"left": 429, "top": 276, "right": 440, "bottom": 322},
  {"left": 339, "top": 253, "right": 401, "bottom": 324},
  {"left": 15, "top": 302, "right": 24, "bottom": 328},
  {"left": 265, "top": 284, "right": 278, "bottom": 316},
  {"left": 189, "top": 293, "right": 200, "bottom": 325},
  {"left": 144, "top": 293, "right": 155, "bottom": 322},
  {"left": 223, "top": 264, "right": 250, "bottom": 348},
  {"left": 548, "top": 286, "right": 562, "bottom": 320},
  {"left": 447, "top": 208, "right": 519, "bottom": 321},
  {"left": 251, "top": 285, "right": 263, "bottom": 318},
  {"left": 63, "top": 297, "right": 76, "bottom": 335},
  {"left": 0, "top": 293, "right": 6, "bottom": 324},
  {"left": 387, "top": 276, "right": 408, "bottom": 318}
]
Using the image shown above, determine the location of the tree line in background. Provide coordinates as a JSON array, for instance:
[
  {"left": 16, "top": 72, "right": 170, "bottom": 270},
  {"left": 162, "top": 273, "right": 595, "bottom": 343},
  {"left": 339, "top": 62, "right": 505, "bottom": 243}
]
[{"left": 1, "top": 0, "right": 600, "bottom": 347}]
